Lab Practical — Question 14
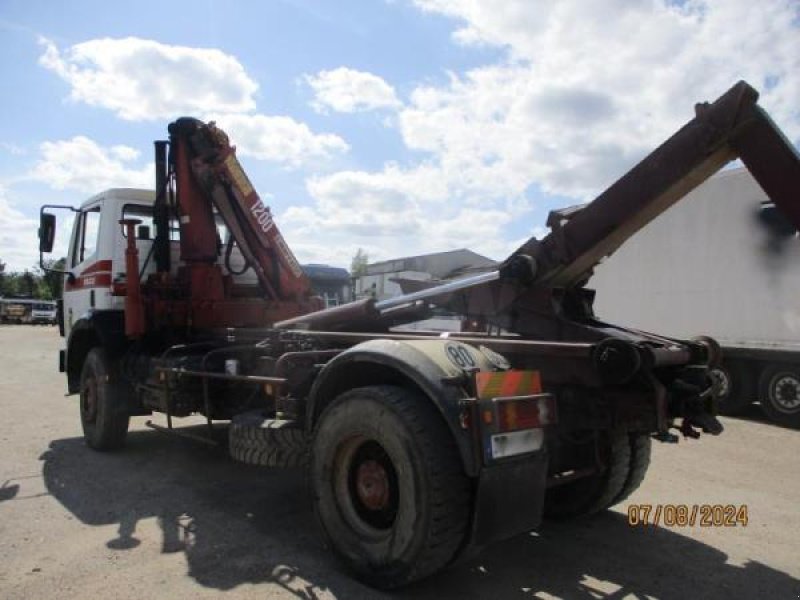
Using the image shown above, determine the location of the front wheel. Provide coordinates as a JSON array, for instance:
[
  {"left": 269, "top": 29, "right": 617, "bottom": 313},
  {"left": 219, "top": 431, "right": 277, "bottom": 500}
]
[
  {"left": 759, "top": 365, "right": 800, "bottom": 428},
  {"left": 310, "top": 385, "right": 471, "bottom": 589},
  {"left": 80, "top": 348, "right": 130, "bottom": 450}
]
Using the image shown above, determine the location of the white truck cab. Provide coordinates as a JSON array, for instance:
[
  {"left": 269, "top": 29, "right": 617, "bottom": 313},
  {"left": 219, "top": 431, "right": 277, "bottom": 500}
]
[
  {"left": 30, "top": 302, "right": 57, "bottom": 325},
  {"left": 57, "top": 187, "right": 252, "bottom": 341},
  {"left": 62, "top": 189, "right": 155, "bottom": 339}
]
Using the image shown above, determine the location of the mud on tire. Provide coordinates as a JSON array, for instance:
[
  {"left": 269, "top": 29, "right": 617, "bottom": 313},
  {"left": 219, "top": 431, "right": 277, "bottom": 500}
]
[
  {"left": 310, "top": 385, "right": 471, "bottom": 589},
  {"left": 229, "top": 410, "right": 308, "bottom": 467},
  {"left": 80, "top": 347, "right": 130, "bottom": 451}
]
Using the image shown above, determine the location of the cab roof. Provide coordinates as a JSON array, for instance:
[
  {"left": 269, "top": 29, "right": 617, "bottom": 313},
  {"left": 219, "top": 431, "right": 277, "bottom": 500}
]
[{"left": 81, "top": 188, "right": 155, "bottom": 209}]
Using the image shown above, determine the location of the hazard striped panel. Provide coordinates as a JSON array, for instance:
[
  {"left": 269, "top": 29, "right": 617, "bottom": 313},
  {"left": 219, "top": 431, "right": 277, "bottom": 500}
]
[{"left": 475, "top": 370, "right": 541, "bottom": 400}]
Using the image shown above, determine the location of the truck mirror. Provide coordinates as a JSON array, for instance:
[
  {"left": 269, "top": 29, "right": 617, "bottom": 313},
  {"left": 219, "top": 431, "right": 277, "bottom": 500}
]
[{"left": 39, "top": 212, "right": 56, "bottom": 253}]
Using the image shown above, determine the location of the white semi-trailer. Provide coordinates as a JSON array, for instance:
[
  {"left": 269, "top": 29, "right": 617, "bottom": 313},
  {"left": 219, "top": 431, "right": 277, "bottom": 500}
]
[{"left": 591, "top": 167, "right": 800, "bottom": 428}]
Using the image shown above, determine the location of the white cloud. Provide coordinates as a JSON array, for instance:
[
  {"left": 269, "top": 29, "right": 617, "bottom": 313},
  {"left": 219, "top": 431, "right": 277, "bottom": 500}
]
[
  {"left": 305, "top": 67, "right": 401, "bottom": 113},
  {"left": 30, "top": 136, "right": 151, "bottom": 192},
  {"left": 213, "top": 114, "right": 349, "bottom": 168},
  {"left": 1, "top": 142, "right": 26, "bottom": 156},
  {"left": 37, "top": 37, "right": 350, "bottom": 169},
  {"left": 0, "top": 185, "right": 40, "bottom": 272},
  {"left": 286, "top": 0, "right": 799, "bottom": 267},
  {"left": 278, "top": 165, "right": 521, "bottom": 265},
  {"left": 39, "top": 36, "right": 259, "bottom": 121},
  {"left": 406, "top": 0, "right": 800, "bottom": 199}
]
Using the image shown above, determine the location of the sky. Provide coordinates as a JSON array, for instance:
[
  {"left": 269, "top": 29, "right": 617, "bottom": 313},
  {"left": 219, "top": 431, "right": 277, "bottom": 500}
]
[{"left": 0, "top": 0, "right": 798, "bottom": 272}]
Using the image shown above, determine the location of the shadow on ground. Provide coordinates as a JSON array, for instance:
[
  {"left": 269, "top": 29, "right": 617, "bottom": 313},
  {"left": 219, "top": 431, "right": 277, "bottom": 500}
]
[
  {"left": 724, "top": 402, "right": 800, "bottom": 431},
  {"left": 41, "top": 429, "right": 799, "bottom": 599},
  {"left": 0, "top": 480, "right": 20, "bottom": 502}
]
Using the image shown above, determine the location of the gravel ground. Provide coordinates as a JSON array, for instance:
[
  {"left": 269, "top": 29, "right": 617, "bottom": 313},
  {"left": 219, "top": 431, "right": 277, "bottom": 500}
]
[{"left": 1, "top": 326, "right": 798, "bottom": 599}]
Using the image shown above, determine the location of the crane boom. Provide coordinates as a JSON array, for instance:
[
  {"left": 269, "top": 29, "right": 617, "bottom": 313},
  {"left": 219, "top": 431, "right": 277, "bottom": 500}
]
[{"left": 155, "top": 117, "right": 314, "bottom": 302}]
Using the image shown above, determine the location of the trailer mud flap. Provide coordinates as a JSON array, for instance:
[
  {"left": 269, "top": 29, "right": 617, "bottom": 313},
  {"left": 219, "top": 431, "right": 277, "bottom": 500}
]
[{"left": 469, "top": 450, "right": 548, "bottom": 547}]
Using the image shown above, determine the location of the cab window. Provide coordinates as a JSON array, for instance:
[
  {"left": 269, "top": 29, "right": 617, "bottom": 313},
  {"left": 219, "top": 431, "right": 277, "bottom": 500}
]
[{"left": 71, "top": 207, "right": 101, "bottom": 267}]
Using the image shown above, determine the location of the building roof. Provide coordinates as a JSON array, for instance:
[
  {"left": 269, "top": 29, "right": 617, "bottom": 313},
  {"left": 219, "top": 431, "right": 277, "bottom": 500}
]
[
  {"left": 364, "top": 248, "right": 496, "bottom": 279},
  {"left": 302, "top": 264, "right": 350, "bottom": 282}
]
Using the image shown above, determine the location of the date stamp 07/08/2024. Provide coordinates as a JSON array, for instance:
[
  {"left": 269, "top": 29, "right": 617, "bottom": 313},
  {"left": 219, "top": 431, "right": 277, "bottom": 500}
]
[{"left": 626, "top": 504, "right": 749, "bottom": 528}]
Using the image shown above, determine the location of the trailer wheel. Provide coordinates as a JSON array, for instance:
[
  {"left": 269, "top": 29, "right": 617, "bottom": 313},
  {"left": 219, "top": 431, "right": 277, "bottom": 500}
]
[
  {"left": 79, "top": 348, "right": 130, "bottom": 450},
  {"left": 228, "top": 410, "right": 308, "bottom": 467},
  {"left": 310, "top": 385, "right": 471, "bottom": 589},
  {"left": 545, "top": 431, "right": 634, "bottom": 519},
  {"left": 709, "top": 362, "right": 754, "bottom": 415},
  {"left": 759, "top": 365, "right": 800, "bottom": 429}
]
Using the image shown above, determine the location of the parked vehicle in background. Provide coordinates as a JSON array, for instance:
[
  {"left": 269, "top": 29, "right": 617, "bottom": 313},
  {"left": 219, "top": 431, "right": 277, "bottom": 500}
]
[
  {"left": 0, "top": 298, "right": 58, "bottom": 325},
  {"left": 31, "top": 301, "right": 57, "bottom": 325},
  {"left": 0, "top": 298, "right": 29, "bottom": 324},
  {"left": 592, "top": 168, "right": 800, "bottom": 428}
]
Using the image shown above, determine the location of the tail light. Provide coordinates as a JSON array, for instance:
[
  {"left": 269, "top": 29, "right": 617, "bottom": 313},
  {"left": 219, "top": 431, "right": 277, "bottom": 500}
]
[
  {"left": 481, "top": 394, "right": 557, "bottom": 433},
  {"left": 474, "top": 370, "right": 557, "bottom": 461}
]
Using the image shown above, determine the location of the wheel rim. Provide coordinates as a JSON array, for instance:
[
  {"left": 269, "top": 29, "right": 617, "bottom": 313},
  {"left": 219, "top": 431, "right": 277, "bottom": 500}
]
[
  {"left": 333, "top": 437, "right": 399, "bottom": 535},
  {"left": 81, "top": 377, "right": 98, "bottom": 423},
  {"left": 768, "top": 372, "right": 800, "bottom": 414},
  {"left": 709, "top": 368, "right": 731, "bottom": 399},
  {"left": 355, "top": 460, "right": 390, "bottom": 511}
]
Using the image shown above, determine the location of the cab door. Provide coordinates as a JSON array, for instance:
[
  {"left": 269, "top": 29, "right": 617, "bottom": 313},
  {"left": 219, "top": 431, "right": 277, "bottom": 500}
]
[{"left": 63, "top": 202, "right": 105, "bottom": 337}]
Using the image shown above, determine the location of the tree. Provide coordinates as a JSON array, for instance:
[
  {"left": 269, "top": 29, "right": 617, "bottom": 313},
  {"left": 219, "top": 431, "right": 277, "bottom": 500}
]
[
  {"left": 350, "top": 248, "right": 369, "bottom": 277},
  {"left": 36, "top": 258, "right": 67, "bottom": 300},
  {"left": 0, "top": 259, "right": 66, "bottom": 299},
  {"left": 21, "top": 270, "right": 36, "bottom": 297}
]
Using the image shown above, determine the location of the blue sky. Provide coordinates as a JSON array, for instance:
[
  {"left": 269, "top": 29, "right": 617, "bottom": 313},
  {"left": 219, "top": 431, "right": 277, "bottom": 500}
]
[{"left": 1, "top": 0, "right": 798, "bottom": 271}]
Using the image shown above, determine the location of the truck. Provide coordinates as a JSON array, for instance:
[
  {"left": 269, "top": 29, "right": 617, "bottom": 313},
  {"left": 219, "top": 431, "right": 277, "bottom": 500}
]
[
  {"left": 591, "top": 168, "right": 800, "bottom": 428},
  {"left": 38, "top": 81, "right": 800, "bottom": 588},
  {"left": 31, "top": 301, "right": 58, "bottom": 325},
  {"left": 0, "top": 297, "right": 56, "bottom": 324},
  {"left": 0, "top": 298, "right": 29, "bottom": 324}
]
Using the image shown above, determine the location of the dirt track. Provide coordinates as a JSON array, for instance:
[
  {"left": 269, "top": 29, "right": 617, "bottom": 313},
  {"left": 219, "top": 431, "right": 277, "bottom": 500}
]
[{"left": 1, "top": 326, "right": 798, "bottom": 599}]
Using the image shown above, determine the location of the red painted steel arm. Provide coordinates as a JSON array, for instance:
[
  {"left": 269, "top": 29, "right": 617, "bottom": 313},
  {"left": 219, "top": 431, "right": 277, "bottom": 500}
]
[
  {"left": 505, "top": 81, "right": 800, "bottom": 289},
  {"left": 167, "top": 118, "right": 315, "bottom": 302}
]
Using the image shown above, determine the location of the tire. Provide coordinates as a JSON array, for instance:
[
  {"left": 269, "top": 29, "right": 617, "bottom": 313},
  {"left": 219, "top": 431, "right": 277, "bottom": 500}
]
[
  {"left": 80, "top": 348, "right": 130, "bottom": 450},
  {"left": 545, "top": 431, "right": 649, "bottom": 519},
  {"left": 229, "top": 410, "right": 308, "bottom": 467},
  {"left": 310, "top": 385, "right": 471, "bottom": 589},
  {"left": 759, "top": 364, "right": 800, "bottom": 429},
  {"left": 709, "top": 361, "right": 755, "bottom": 415},
  {"left": 612, "top": 433, "right": 651, "bottom": 505}
]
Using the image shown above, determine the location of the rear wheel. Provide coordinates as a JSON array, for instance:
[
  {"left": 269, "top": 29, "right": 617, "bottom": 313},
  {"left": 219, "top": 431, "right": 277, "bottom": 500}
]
[
  {"left": 759, "top": 365, "right": 800, "bottom": 428},
  {"left": 310, "top": 385, "right": 471, "bottom": 589},
  {"left": 709, "top": 361, "right": 755, "bottom": 415},
  {"left": 545, "top": 431, "right": 650, "bottom": 519},
  {"left": 80, "top": 348, "right": 130, "bottom": 450},
  {"left": 613, "top": 433, "right": 651, "bottom": 505}
]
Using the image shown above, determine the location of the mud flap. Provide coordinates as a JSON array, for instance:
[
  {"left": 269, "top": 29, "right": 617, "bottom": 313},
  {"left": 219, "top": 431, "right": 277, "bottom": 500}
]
[{"left": 468, "top": 450, "right": 548, "bottom": 548}]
